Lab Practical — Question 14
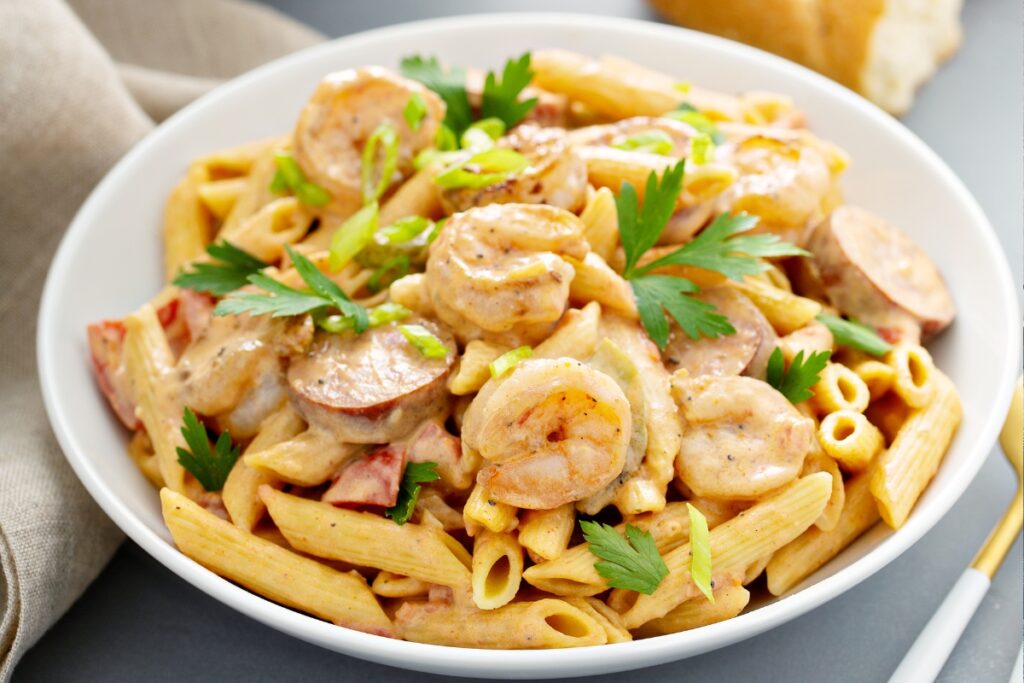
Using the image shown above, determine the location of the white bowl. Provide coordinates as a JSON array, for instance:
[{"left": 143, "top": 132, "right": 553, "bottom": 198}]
[{"left": 37, "top": 13, "right": 1020, "bottom": 679}]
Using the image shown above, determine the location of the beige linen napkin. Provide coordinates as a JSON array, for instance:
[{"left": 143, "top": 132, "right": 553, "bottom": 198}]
[{"left": 0, "top": 1, "right": 322, "bottom": 678}]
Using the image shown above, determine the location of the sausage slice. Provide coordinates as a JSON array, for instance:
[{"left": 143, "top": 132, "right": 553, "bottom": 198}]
[
  {"left": 662, "top": 287, "right": 776, "bottom": 379},
  {"left": 287, "top": 320, "right": 455, "bottom": 443},
  {"left": 809, "top": 205, "right": 955, "bottom": 343}
]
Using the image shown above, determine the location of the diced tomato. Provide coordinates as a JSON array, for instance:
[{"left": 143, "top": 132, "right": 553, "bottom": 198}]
[
  {"left": 87, "top": 320, "right": 140, "bottom": 430},
  {"left": 322, "top": 445, "right": 407, "bottom": 508},
  {"left": 87, "top": 290, "right": 215, "bottom": 431}
]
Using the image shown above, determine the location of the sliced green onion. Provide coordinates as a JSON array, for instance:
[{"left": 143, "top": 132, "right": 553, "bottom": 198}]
[
  {"left": 399, "top": 324, "right": 450, "bottom": 359},
  {"left": 468, "top": 117, "right": 507, "bottom": 140},
  {"left": 687, "top": 503, "right": 715, "bottom": 603},
  {"left": 361, "top": 122, "right": 399, "bottom": 204},
  {"left": 329, "top": 201, "right": 378, "bottom": 271},
  {"left": 367, "top": 254, "right": 411, "bottom": 293},
  {"left": 269, "top": 169, "right": 289, "bottom": 193},
  {"left": 379, "top": 215, "right": 432, "bottom": 244},
  {"left": 270, "top": 152, "right": 332, "bottom": 207},
  {"left": 690, "top": 133, "right": 714, "bottom": 165},
  {"left": 664, "top": 106, "right": 725, "bottom": 145},
  {"left": 612, "top": 130, "right": 674, "bottom": 156},
  {"left": 295, "top": 182, "right": 331, "bottom": 207},
  {"left": 816, "top": 314, "right": 893, "bottom": 357},
  {"left": 403, "top": 93, "right": 428, "bottom": 131},
  {"left": 488, "top": 346, "right": 533, "bottom": 378},
  {"left": 674, "top": 81, "right": 692, "bottom": 94},
  {"left": 426, "top": 217, "right": 445, "bottom": 243},
  {"left": 318, "top": 302, "right": 411, "bottom": 333},
  {"left": 434, "top": 148, "right": 530, "bottom": 190},
  {"left": 273, "top": 152, "right": 306, "bottom": 188},
  {"left": 460, "top": 127, "right": 496, "bottom": 153},
  {"left": 435, "top": 124, "right": 458, "bottom": 151},
  {"left": 368, "top": 302, "right": 412, "bottom": 326}
]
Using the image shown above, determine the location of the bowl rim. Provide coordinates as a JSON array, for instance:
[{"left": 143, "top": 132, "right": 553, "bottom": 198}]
[{"left": 36, "top": 12, "right": 1022, "bottom": 678}]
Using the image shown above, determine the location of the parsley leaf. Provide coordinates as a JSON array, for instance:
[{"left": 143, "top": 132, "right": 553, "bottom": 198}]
[
  {"left": 172, "top": 241, "right": 268, "bottom": 296},
  {"left": 687, "top": 503, "right": 715, "bottom": 602},
  {"left": 580, "top": 520, "right": 669, "bottom": 595},
  {"left": 481, "top": 52, "right": 538, "bottom": 129},
  {"left": 634, "top": 212, "right": 809, "bottom": 280},
  {"left": 631, "top": 275, "right": 734, "bottom": 347},
  {"left": 816, "top": 314, "right": 893, "bottom": 357},
  {"left": 400, "top": 55, "right": 473, "bottom": 137},
  {"left": 385, "top": 461, "right": 440, "bottom": 525},
  {"left": 618, "top": 161, "right": 686, "bottom": 278},
  {"left": 176, "top": 407, "right": 240, "bottom": 492},
  {"left": 215, "top": 246, "right": 368, "bottom": 332},
  {"left": 766, "top": 347, "right": 831, "bottom": 403}
]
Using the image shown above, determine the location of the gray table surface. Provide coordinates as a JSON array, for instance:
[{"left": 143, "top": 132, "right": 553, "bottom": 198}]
[{"left": 15, "top": 1, "right": 1022, "bottom": 681}]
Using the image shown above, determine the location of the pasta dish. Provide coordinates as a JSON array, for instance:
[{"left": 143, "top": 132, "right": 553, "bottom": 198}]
[{"left": 86, "top": 50, "right": 960, "bottom": 647}]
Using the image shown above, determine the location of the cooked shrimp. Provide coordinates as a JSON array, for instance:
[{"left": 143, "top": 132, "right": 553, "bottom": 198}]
[
  {"left": 293, "top": 67, "right": 445, "bottom": 218},
  {"left": 439, "top": 125, "right": 587, "bottom": 214},
  {"left": 673, "top": 374, "right": 815, "bottom": 500},
  {"left": 718, "top": 128, "right": 838, "bottom": 241},
  {"left": 462, "top": 357, "right": 631, "bottom": 509},
  {"left": 425, "top": 203, "right": 589, "bottom": 346}
]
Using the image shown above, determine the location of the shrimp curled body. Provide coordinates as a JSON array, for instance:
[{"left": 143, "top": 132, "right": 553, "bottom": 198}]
[
  {"left": 425, "top": 203, "right": 589, "bottom": 346},
  {"left": 462, "top": 358, "right": 631, "bottom": 509},
  {"left": 292, "top": 67, "right": 445, "bottom": 218}
]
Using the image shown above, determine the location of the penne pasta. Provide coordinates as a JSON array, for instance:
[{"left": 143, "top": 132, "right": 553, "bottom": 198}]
[
  {"left": 766, "top": 470, "right": 880, "bottom": 595},
  {"left": 447, "top": 340, "right": 508, "bottom": 396},
  {"left": 163, "top": 165, "right": 213, "bottom": 280},
  {"left": 812, "top": 363, "right": 871, "bottom": 414},
  {"left": 162, "top": 488, "right": 393, "bottom": 636},
  {"left": 801, "top": 444, "right": 846, "bottom": 532},
  {"left": 632, "top": 581, "right": 750, "bottom": 638},
  {"left": 818, "top": 409, "right": 884, "bottom": 473},
  {"left": 196, "top": 177, "right": 247, "bottom": 221},
  {"left": 222, "top": 406, "right": 304, "bottom": 531},
  {"left": 887, "top": 343, "right": 936, "bottom": 409},
  {"left": 852, "top": 358, "right": 896, "bottom": 401},
  {"left": 371, "top": 571, "right": 431, "bottom": 599},
  {"left": 619, "top": 473, "right": 831, "bottom": 629},
  {"left": 471, "top": 531, "right": 524, "bottom": 610},
  {"left": 579, "top": 186, "right": 619, "bottom": 263},
  {"left": 244, "top": 430, "right": 361, "bottom": 487},
  {"left": 564, "top": 597, "right": 632, "bottom": 643},
  {"left": 533, "top": 302, "right": 602, "bottom": 362},
  {"left": 123, "top": 304, "right": 187, "bottom": 493},
  {"left": 217, "top": 196, "right": 312, "bottom": 263},
  {"left": 127, "top": 430, "right": 163, "bottom": 489},
  {"left": 731, "top": 277, "right": 823, "bottom": 334},
  {"left": 566, "top": 253, "right": 638, "bottom": 318},
  {"left": 260, "top": 486, "right": 473, "bottom": 594},
  {"left": 394, "top": 598, "right": 606, "bottom": 648},
  {"left": 518, "top": 504, "right": 576, "bottom": 562},
  {"left": 870, "top": 370, "right": 961, "bottom": 529},
  {"left": 463, "top": 482, "right": 519, "bottom": 535}
]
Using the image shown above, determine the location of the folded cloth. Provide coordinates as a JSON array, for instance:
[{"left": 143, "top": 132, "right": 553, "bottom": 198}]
[{"left": 0, "top": 1, "right": 322, "bottom": 678}]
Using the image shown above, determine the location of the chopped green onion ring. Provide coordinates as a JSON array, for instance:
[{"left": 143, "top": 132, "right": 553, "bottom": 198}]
[
  {"left": 612, "top": 130, "right": 674, "bottom": 156},
  {"left": 329, "top": 201, "right": 378, "bottom": 271},
  {"left": 434, "top": 148, "right": 530, "bottom": 190},
  {"left": 379, "top": 215, "right": 433, "bottom": 244},
  {"left": 687, "top": 503, "right": 715, "bottom": 603},
  {"left": 399, "top": 324, "right": 450, "bottom": 359},
  {"left": 403, "top": 93, "right": 428, "bottom": 131},
  {"left": 367, "top": 254, "right": 411, "bottom": 293},
  {"left": 361, "top": 122, "right": 400, "bottom": 204},
  {"left": 690, "top": 133, "right": 714, "bottom": 165},
  {"left": 488, "top": 346, "right": 533, "bottom": 378}
]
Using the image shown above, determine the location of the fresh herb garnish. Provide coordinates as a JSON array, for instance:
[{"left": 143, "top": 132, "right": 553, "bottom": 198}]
[
  {"left": 176, "top": 407, "right": 240, "bottom": 492},
  {"left": 269, "top": 152, "right": 331, "bottom": 207},
  {"left": 766, "top": 347, "right": 831, "bottom": 403},
  {"left": 489, "top": 346, "right": 533, "bottom": 378},
  {"left": 215, "top": 246, "right": 368, "bottom": 332},
  {"left": 329, "top": 201, "right": 379, "bottom": 271},
  {"left": 401, "top": 53, "right": 538, "bottom": 138},
  {"left": 690, "top": 133, "right": 714, "bottom": 164},
  {"left": 172, "top": 241, "right": 268, "bottom": 296},
  {"left": 318, "top": 302, "right": 410, "bottom": 334},
  {"left": 400, "top": 56, "right": 473, "bottom": 138},
  {"left": 398, "top": 324, "right": 450, "bottom": 359},
  {"left": 615, "top": 161, "right": 807, "bottom": 349},
  {"left": 434, "top": 148, "right": 530, "bottom": 190},
  {"left": 580, "top": 520, "right": 669, "bottom": 595},
  {"left": 403, "top": 92, "right": 428, "bottom": 131},
  {"left": 481, "top": 52, "right": 538, "bottom": 129},
  {"left": 665, "top": 104, "right": 725, "bottom": 144},
  {"left": 612, "top": 130, "right": 674, "bottom": 156},
  {"left": 385, "top": 461, "right": 440, "bottom": 525},
  {"left": 362, "top": 123, "right": 399, "bottom": 204},
  {"left": 816, "top": 314, "right": 893, "bottom": 357},
  {"left": 687, "top": 503, "right": 715, "bottom": 602}
]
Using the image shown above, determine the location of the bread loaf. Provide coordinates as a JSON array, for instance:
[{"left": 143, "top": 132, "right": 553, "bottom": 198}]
[{"left": 648, "top": 0, "right": 963, "bottom": 114}]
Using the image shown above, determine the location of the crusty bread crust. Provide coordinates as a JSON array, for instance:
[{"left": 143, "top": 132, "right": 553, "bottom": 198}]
[{"left": 647, "top": 0, "right": 963, "bottom": 114}]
